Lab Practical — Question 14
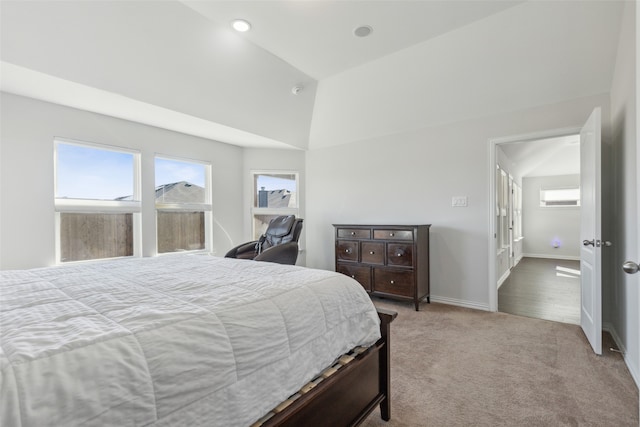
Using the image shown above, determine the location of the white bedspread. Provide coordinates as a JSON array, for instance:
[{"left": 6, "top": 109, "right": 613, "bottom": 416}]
[{"left": 0, "top": 254, "right": 381, "bottom": 427}]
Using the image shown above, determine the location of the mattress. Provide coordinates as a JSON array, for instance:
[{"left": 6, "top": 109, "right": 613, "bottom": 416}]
[{"left": 0, "top": 254, "right": 381, "bottom": 426}]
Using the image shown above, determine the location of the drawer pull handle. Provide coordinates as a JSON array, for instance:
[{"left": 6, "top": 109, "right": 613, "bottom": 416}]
[
  {"left": 390, "top": 280, "right": 395, "bottom": 284},
  {"left": 345, "top": 249, "right": 352, "bottom": 254},
  {"left": 369, "top": 251, "right": 375, "bottom": 255},
  {"left": 351, "top": 232, "right": 356, "bottom": 236},
  {"left": 395, "top": 249, "right": 405, "bottom": 257},
  {"left": 389, "top": 232, "right": 394, "bottom": 237}
]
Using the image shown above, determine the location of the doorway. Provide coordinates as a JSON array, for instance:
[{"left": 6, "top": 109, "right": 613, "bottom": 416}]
[
  {"left": 489, "top": 109, "right": 604, "bottom": 355},
  {"left": 488, "top": 129, "right": 582, "bottom": 326},
  {"left": 499, "top": 257, "right": 581, "bottom": 324}
]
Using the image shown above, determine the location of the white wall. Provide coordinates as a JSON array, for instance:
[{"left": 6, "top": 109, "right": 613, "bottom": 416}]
[
  {"left": 0, "top": 93, "right": 245, "bottom": 270},
  {"left": 609, "top": 0, "right": 638, "bottom": 385},
  {"left": 306, "top": 93, "right": 610, "bottom": 310},
  {"left": 309, "top": 1, "right": 622, "bottom": 150},
  {"left": 521, "top": 175, "right": 581, "bottom": 260}
]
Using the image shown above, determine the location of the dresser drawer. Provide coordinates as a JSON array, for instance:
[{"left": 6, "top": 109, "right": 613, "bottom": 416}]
[
  {"left": 387, "top": 243, "right": 413, "bottom": 267},
  {"left": 361, "top": 242, "right": 384, "bottom": 265},
  {"left": 336, "top": 241, "right": 359, "bottom": 262},
  {"left": 373, "top": 229, "right": 413, "bottom": 241},
  {"left": 334, "top": 224, "right": 430, "bottom": 311},
  {"left": 373, "top": 269, "right": 414, "bottom": 297},
  {"left": 337, "top": 263, "right": 371, "bottom": 292},
  {"left": 337, "top": 228, "right": 371, "bottom": 239}
]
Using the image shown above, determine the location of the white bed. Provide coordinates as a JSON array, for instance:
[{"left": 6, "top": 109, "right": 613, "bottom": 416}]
[{"left": 0, "top": 254, "right": 381, "bottom": 427}]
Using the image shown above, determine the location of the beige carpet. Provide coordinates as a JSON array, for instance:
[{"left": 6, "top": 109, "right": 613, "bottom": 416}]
[{"left": 362, "top": 299, "right": 638, "bottom": 427}]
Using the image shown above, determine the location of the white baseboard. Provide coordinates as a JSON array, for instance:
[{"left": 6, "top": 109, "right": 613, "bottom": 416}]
[
  {"left": 603, "top": 322, "right": 640, "bottom": 388},
  {"left": 523, "top": 253, "right": 580, "bottom": 261},
  {"left": 497, "top": 269, "right": 510, "bottom": 289},
  {"left": 429, "top": 295, "right": 490, "bottom": 312}
]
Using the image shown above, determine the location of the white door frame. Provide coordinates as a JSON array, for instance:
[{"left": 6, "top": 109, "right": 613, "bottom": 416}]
[
  {"left": 508, "top": 174, "right": 514, "bottom": 269},
  {"left": 487, "top": 126, "right": 582, "bottom": 312},
  {"left": 636, "top": 0, "right": 640, "bottom": 414}
]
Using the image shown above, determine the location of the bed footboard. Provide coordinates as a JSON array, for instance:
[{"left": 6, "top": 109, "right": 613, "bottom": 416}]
[
  {"left": 376, "top": 307, "right": 397, "bottom": 422},
  {"left": 258, "top": 308, "right": 397, "bottom": 427}
]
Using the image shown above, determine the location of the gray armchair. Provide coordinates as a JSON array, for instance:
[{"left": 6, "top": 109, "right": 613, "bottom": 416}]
[{"left": 225, "top": 215, "right": 303, "bottom": 265}]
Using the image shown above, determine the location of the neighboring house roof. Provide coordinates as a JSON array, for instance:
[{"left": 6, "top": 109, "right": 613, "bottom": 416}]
[
  {"left": 260, "top": 189, "right": 294, "bottom": 208},
  {"left": 155, "top": 181, "right": 205, "bottom": 204},
  {"left": 116, "top": 183, "right": 297, "bottom": 207},
  {"left": 115, "top": 181, "right": 205, "bottom": 203}
]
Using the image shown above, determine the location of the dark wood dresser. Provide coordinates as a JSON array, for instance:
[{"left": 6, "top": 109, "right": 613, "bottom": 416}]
[{"left": 333, "top": 224, "right": 431, "bottom": 311}]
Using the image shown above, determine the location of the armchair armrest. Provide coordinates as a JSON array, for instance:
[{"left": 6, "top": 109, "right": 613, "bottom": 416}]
[
  {"left": 225, "top": 240, "right": 259, "bottom": 259},
  {"left": 254, "top": 242, "right": 299, "bottom": 265}
]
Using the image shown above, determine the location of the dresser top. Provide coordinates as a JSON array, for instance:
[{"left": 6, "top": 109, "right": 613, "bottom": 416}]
[{"left": 333, "top": 224, "right": 431, "bottom": 228}]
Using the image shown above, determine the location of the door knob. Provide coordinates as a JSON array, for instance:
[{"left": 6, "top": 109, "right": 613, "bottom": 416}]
[
  {"left": 583, "top": 240, "right": 595, "bottom": 247},
  {"left": 622, "top": 261, "right": 639, "bottom": 274}
]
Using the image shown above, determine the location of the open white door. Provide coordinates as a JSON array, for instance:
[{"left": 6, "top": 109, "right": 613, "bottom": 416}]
[
  {"left": 508, "top": 175, "right": 514, "bottom": 268},
  {"left": 636, "top": 104, "right": 640, "bottom": 422},
  {"left": 580, "top": 107, "right": 602, "bottom": 355}
]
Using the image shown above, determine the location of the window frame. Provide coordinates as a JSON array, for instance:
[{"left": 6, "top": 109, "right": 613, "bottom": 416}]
[
  {"left": 495, "top": 166, "right": 510, "bottom": 252},
  {"left": 513, "top": 182, "right": 523, "bottom": 240},
  {"left": 54, "top": 138, "right": 142, "bottom": 263},
  {"left": 495, "top": 165, "right": 502, "bottom": 254},
  {"left": 539, "top": 186, "right": 581, "bottom": 208},
  {"left": 250, "top": 170, "right": 299, "bottom": 241},
  {"left": 154, "top": 154, "right": 212, "bottom": 255},
  {"left": 500, "top": 170, "right": 509, "bottom": 249}
]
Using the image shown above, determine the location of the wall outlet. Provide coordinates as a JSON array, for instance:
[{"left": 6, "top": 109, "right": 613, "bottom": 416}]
[{"left": 452, "top": 196, "right": 468, "bottom": 207}]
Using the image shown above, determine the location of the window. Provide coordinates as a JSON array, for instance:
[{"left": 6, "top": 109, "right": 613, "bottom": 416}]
[
  {"left": 495, "top": 166, "right": 502, "bottom": 251},
  {"left": 540, "top": 187, "right": 580, "bottom": 207},
  {"left": 513, "top": 183, "right": 523, "bottom": 239},
  {"left": 155, "top": 156, "right": 211, "bottom": 253},
  {"left": 501, "top": 171, "right": 509, "bottom": 249},
  {"left": 496, "top": 166, "right": 510, "bottom": 251},
  {"left": 55, "top": 139, "right": 141, "bottom": 262},
  {"left": 251, "top": 171, "right": 298, "bottom": 240}
]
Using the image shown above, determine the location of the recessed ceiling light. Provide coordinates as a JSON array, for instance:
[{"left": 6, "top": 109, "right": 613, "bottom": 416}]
[
  {"left": 354, "top": 25, "right": 373, "bottom": 38},
  {"left": 232, "top": 19, "right": 251, "bottom": 32}
]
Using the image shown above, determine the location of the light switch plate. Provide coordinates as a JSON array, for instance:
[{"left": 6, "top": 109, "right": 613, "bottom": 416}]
[{"left": 452, "top": 196, "right": 468, "bottom": 207}]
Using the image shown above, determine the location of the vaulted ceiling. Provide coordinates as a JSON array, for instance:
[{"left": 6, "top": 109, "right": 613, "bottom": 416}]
[
  {"left": 0, "top": 1, "right": 627, "bottom": 151},
  {"left": 181, "top": 0, "right": 524, "bottom": 80}
]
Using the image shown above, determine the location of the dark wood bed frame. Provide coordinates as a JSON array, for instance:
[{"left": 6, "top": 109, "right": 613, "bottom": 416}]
[{"left": 261, "top": 308, "right": 397, "bottom": 427}]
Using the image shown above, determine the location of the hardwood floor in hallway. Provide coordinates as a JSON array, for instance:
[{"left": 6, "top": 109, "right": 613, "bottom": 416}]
[{"left": 498, "top": 257, "right": 580, "bottom": 325}]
